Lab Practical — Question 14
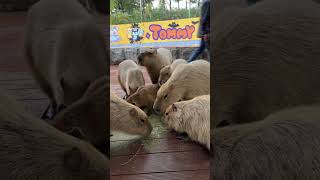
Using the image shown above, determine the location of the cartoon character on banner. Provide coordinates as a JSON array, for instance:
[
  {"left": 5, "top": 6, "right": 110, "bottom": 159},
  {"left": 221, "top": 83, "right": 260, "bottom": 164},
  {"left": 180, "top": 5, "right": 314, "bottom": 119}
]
[
  {"left": 111, "top": 26, "right": 121, "bottom": 43},
  {"left": 128, "top": 23, "right": 144, "bottom": 44}
]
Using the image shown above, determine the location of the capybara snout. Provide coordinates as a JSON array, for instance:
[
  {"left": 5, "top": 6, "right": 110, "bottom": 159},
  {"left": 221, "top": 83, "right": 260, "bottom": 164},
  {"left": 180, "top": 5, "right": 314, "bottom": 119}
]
[{"left": 111, "top": 92, "right": 153, "bottom": 136}]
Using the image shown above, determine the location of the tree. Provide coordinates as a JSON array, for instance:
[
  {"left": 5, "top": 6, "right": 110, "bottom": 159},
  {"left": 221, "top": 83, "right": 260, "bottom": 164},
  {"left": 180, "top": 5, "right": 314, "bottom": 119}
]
[{"left": 174, "top": 0, "right": 181, "bottom": 9}]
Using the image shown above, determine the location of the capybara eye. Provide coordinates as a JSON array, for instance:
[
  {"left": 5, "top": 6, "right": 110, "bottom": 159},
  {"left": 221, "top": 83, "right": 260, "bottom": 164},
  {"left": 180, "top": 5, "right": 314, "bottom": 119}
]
[
  {"left": 140, "top": 119, "right": 145, "bottom": 123},
  {"left": 178, "top": 99, "right": 182, "bottom": 102},
  {"left": 132, "top": 102, "right": 136, "bottom": 105},
  {"left": 165, "top": 113, "right": 168, "bottom": 116},
  {"left": 166, "top": 73, "right": 169, "bottom": 75},
  {"left": 164, "top": 94, "right": 168, "bottom": 99}
]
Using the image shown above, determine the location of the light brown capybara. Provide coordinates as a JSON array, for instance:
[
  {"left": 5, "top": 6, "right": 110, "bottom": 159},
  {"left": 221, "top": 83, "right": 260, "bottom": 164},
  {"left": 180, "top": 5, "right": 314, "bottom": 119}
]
[
  {"left": 118, "top": 60, "right": 145, "bottom": 97},
  {"left": 0, "top": 92, "right": 109, "bottom": 180},
  {"left": 137, "top": 47, "right": 173, "bottom": 84},
  {"left": 211, "top": 105, "right": 320, "bottom": 180},
  {"left": 158, "top": 59, "right": 187, "bottom": 85},
  {"left": 164, "top": 95, "right": 210, "bottom": 149},
  {"left": 51, "top": 76, "right": 108, "bottom": 155},
  {"left": 126, "top": 84, "right": 160, "bottom": 115},
  {"left": 153, "top": 60, "right": 210, "bottom": 114},
  {"left": 110, "top": 91, "right": 153, "bottom": 136},
  {"left": 24, "top": 0, "right": 108, "bottom": 118},
  {"left": 212, "top": 0, "right": 320, "bottom": 127}
]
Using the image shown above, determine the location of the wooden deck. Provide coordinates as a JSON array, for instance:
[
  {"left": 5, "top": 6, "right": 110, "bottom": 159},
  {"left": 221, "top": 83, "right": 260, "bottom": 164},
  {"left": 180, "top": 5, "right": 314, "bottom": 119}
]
[
  {"left": 0, "top": 11, "right": 209, "bottom": 180},
  {"left": 110, "top": 66, "right": 210, "bottom": 180}
]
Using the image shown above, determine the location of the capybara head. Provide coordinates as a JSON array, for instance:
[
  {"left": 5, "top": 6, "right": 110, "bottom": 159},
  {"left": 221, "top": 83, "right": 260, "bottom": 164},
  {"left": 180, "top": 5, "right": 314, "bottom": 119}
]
[
  {"left": 52, "top": 76, "right": 108, "bottom": 155},
  {"left": 153, "top": 83, "right": 184, "bottom": 114},
  {"left": 111, "top": 92, "right": 153, "bottom": 136},
  {"left": 163, "top": 103, "right": 184, "bottom": 133},
  {"left": 127, "top": 84, "right": 159, "bottom": 111},
  {"left": 137, "top": 48, "right": 157, "bottom": 66},
  {"left": 126, "top": 68, "right": 145, "bottom": 95},
  {"left": 0, "top": 93, "right": 109, "bottom": 180},
  {"left": 158, "top": 65, "right": 171, "bottom": 85}
]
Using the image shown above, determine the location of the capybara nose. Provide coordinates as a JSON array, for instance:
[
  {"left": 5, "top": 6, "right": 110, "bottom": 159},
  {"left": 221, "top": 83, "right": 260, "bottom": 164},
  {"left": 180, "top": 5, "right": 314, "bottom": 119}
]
[{"left": 154, "top": 108, "right": 160, "bottom": 114}]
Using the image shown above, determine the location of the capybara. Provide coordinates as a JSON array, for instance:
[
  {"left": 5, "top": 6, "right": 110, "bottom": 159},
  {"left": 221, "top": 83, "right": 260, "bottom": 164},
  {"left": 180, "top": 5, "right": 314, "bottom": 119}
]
[
  {"left": 211, "top": 105, "right": 320, "bottom": 180},
  {"left": 110, "top": 91, "right": 153, "bottom": 136},
  {"left": 52, "top": 76, "right": 108, "bottom": 155},
  {"left": 0, "top": 92, "right": 109, "bottom": 179},
  {"left": 118, "top": 60, "right": 145, "bottom": 97},
  {"left": 212, "top": 0, "right": 320, "bottom": 126},
  {"left": 24, "top": 0, "right": 108, "bottom": 118},
  {"left": 158, "top": 59, "right": 187, "bottom": 85},
  {"left": 164, "top": 95, "right": 210, "bottom": 149},
  {"left": 126, "top": 84, "right": 159, "bottom": 115},
  {"left": 137, "top": 47, "right": 173, "bottom": 84},
  {"left": 153, "top": 60, "right": 210, "bottom": 114}
]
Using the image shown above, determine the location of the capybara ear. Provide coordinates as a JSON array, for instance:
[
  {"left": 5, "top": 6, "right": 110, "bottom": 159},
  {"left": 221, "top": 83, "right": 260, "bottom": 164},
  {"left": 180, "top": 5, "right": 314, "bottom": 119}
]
[
  {"left": 64, "top": 147, "right": 83, "bottom": 171},
  {"left": 172, "top": 104, "right": 177, "bottom": 112},
  {"left": 129, "top": 108, "right": 138, "bottom": 116},
  {"left": 67, "top": 127, "right": 86, "bottom": 140},
  {"left": 150, "top": 48, "right": 157, "bottom": 54}
]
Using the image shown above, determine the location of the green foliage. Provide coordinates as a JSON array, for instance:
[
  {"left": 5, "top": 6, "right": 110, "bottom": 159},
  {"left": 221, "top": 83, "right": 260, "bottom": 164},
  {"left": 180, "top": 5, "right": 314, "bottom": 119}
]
[{"left": 111, "top": 7, "right": 200, "bottom": 25}]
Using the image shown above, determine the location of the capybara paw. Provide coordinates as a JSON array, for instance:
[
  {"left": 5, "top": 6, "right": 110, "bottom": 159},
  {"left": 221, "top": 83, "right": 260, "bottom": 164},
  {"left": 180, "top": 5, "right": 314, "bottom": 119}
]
[{"left": 176, "top": 132, "right": 190, "bottom": 141}]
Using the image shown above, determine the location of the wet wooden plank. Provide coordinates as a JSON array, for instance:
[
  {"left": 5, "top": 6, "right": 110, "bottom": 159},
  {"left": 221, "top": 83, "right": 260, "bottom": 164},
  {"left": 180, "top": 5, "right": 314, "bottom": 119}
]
[
  {"left": 111, "top": 170, "right": 210, "bottom": 180},
  {"left": 0, "top": 72, "right": 32, "bottom": 81},
  {"left": 0, "top": 79, "right": 39, "bottom": 90},
  {"left": 110, "top": 151, "right": 210, "bottom": 175},
  {"left": 8, "top": 88, "right": 46, "bottom": 100},
  {"left": 111, "top": 138, "right": 206, "bottom": 156}
]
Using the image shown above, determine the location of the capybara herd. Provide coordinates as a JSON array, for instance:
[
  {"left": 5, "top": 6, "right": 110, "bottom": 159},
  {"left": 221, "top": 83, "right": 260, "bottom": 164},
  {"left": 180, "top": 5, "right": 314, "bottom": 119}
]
[{"left": 116, "top": 49, "right": 211, "bottom": 150}]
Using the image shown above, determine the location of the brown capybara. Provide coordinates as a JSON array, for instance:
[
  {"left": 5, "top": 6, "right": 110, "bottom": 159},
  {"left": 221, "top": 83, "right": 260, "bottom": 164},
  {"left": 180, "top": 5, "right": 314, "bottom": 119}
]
[
  {"left": 110, "top": 91, "right": 153, "bottom": 136},
  {"left": 211, "top": 105, "right": 320, "bottom": 180},
  {"left": 164, "top": 95, "right": 210, "bottom": 149},
  {"left": 137, "top": 47, "right": 173, "bottom": 84},
  {"left": 0, "top": 92, "right": 109, "bottom": 180},
  {"left": 212, "top": 0, "right": 320, "bottom": 127},
  {"left": 126, "top": 84, "right": 160, "bottom": 115},
  {"left": 158, "top": 59, "right": 187, "bottom": 85},
  {"left": 24, "top": 0, "right": 108, "bottom": 118},
  {"left": 52, "top": 76, "right": 108, "bottom": 155},
  {"left": 153, "top": 60, "right": 210, "bottom": 114},
  {"left": 118, "top": 60, "right": 145, "bottom": 97}
]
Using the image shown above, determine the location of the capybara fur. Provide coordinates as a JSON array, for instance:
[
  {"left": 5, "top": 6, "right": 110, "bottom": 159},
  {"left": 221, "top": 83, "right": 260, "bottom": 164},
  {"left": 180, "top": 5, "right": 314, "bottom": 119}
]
[
  {"left": 211, "top": 105, "right": 320, "bottom": 180},
  {"left": 153, "top": 60, "right": 210, "bottom": 114},
  {"left": 158, "top": 59, "right": 187, "bottom": 85},
  {"left": 24, "top": 0, "right": 108, "bottom": 117},
  {"left": 138, "top": 47, "right": 173, "bottom": 84},
  {"left": 110, "top": 91, "right": 152, "bottom": 136},
  {"left": 0, "top": 92, "right": 109, "bottom": 180},
  {"left": 212, "top": 0, "right": 320, "bottom": 127},
  {"left": 118, "top": 60, "right": 145, "bottom": 96},
  {"left": 164, "top": 95, "right": 210, "bottom": 149},
  {"left": 52, "top": 76, "right": 108, "bottom": 155},
  {"left": 126, "top": 84, "right": 159, "bottom": 115}
]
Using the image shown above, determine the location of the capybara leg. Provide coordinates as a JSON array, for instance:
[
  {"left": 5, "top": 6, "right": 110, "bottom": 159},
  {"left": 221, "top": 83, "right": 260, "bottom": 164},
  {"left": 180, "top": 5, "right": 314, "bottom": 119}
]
[
  {"left": 41, "top": 103, "right": 52, "bottom": 120},
  {"left": 50, "top": 83, "right": 65, "bottom": 118}
]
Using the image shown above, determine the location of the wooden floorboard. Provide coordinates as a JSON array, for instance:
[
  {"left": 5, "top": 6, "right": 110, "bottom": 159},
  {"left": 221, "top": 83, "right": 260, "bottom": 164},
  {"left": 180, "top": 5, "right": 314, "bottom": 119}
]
[
  {"left": 111, "top": 137, "right": 206, "bottom": 156},
  {"left": 111, "top": 151, "right": 209, "bottom": 175},
  {"left": 111, "top": 170, "right": 209, "bottom": 180}
]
